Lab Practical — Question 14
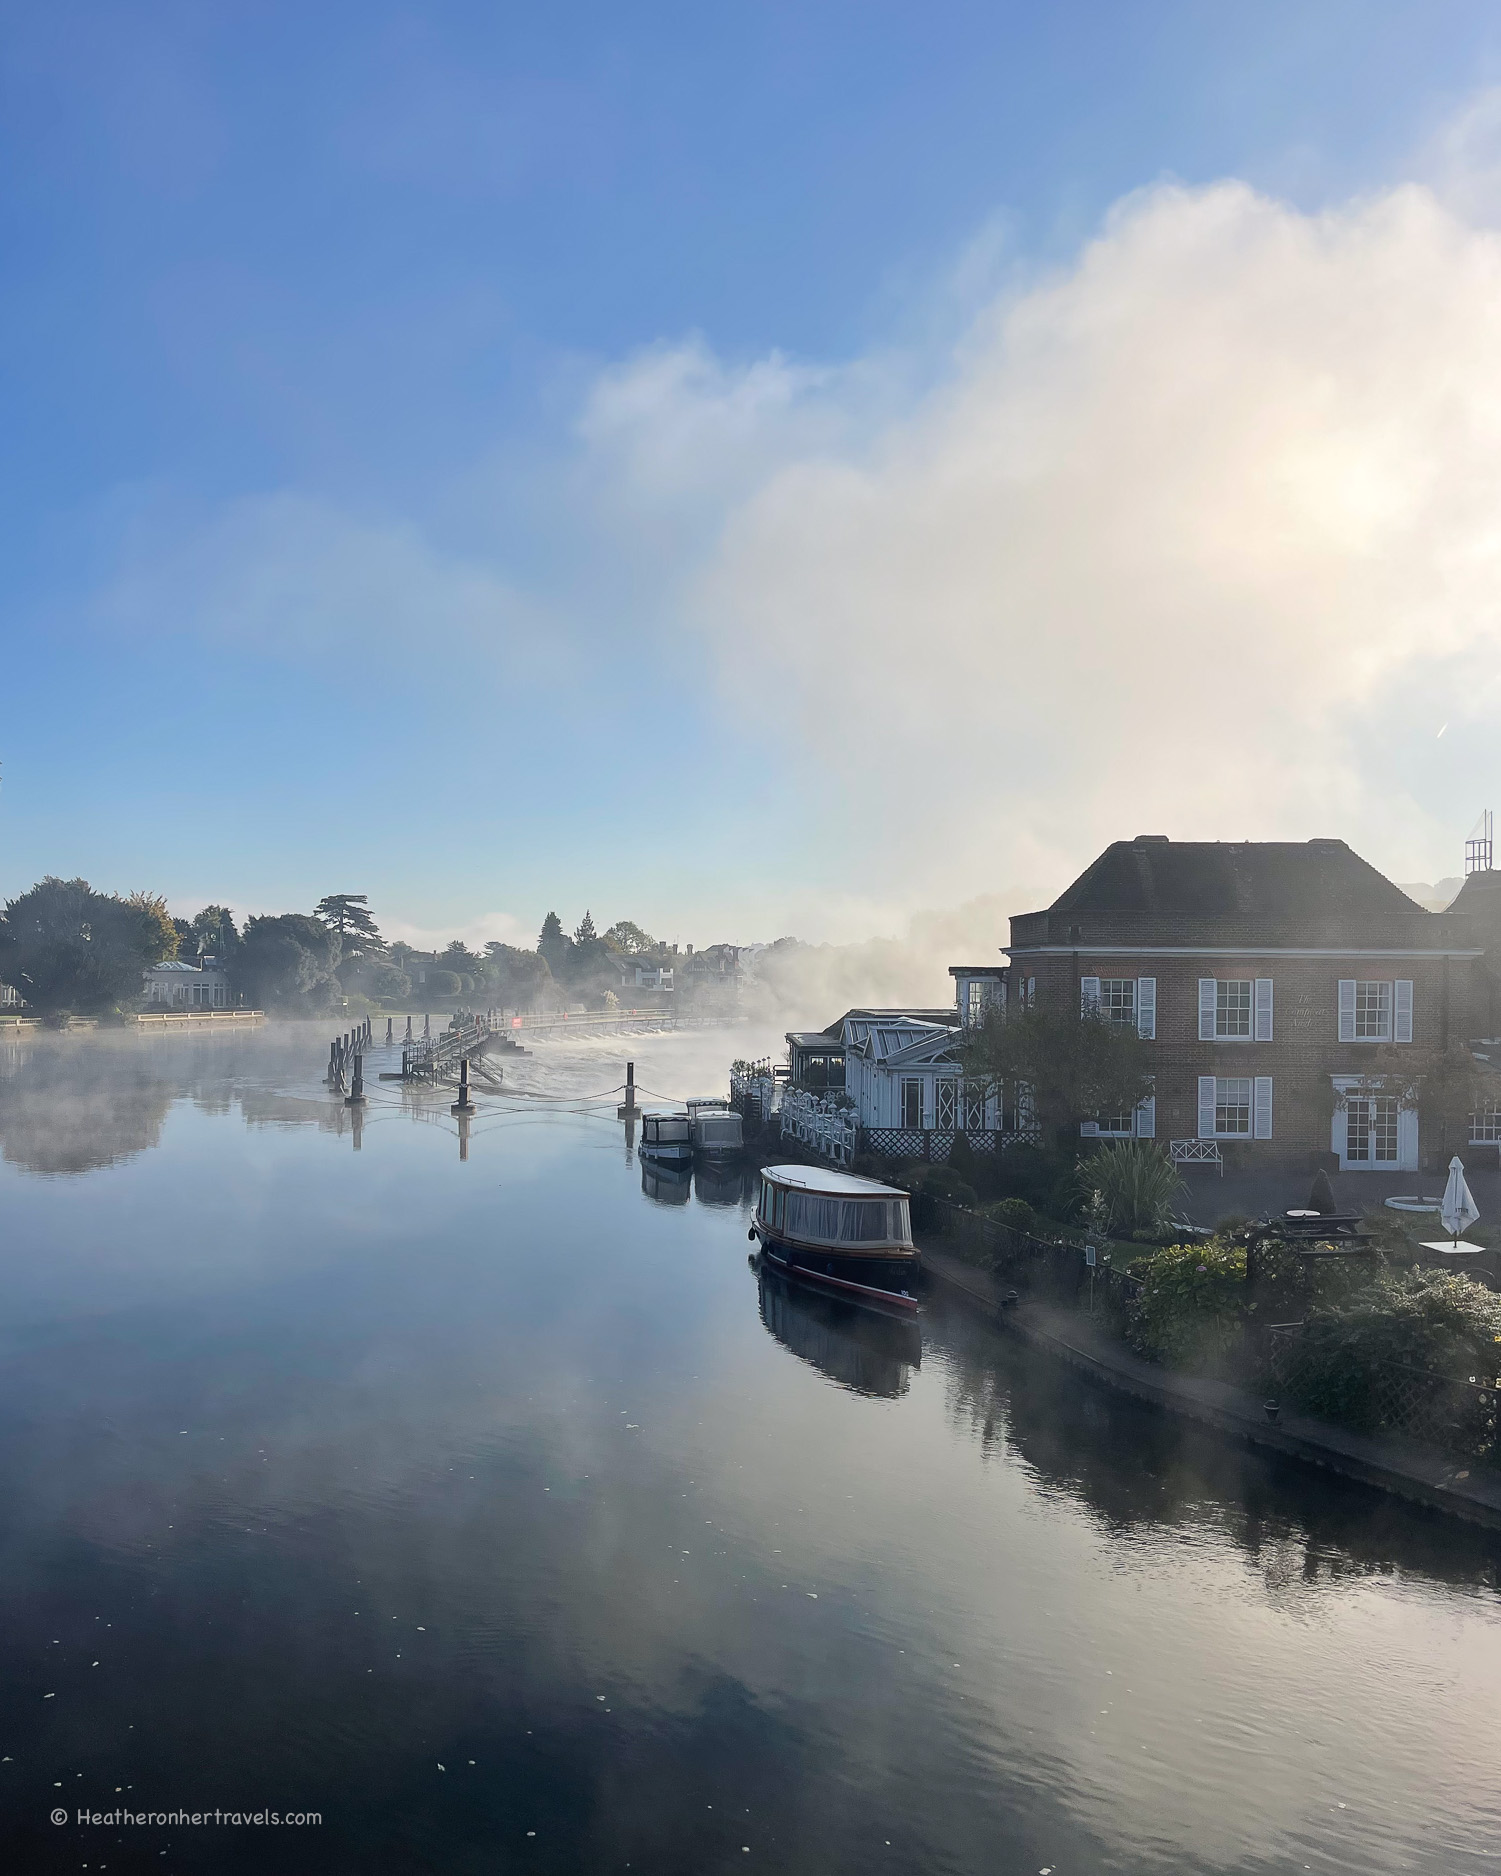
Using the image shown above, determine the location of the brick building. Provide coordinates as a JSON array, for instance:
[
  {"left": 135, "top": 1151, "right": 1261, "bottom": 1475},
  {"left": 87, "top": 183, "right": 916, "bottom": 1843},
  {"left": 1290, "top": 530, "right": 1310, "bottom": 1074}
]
[{"left": 1006, "top": 836, "right": 1494, "bottom": 1176}]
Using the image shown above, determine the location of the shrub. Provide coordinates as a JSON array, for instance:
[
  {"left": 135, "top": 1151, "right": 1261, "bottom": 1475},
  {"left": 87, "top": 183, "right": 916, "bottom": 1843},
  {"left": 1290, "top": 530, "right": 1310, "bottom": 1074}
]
[
  {"left": 1266, "top": 1269, "right": 1501, "bottom": 1455},
  {"left": 912, "top": 1164, "right": 977, "bottom": 1208},
  {"left": 1126, "top": 1236, "right": 1247, "bottom": 1369},
  {"left": 1075, "top": 1140, "right": 1186, "bottom": 1237},
  {"left": 987, "top": 1196, "right": 1036, "bottom": 1237}
]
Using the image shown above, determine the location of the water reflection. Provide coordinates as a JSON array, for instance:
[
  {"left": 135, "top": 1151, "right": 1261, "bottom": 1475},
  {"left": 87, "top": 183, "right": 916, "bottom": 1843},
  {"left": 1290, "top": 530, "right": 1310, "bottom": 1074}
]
[
  {"left": 693, "top": 1160, "right": 757, "bottom": 1208},
  {"left": 755, "top": 1259, "right": 921, "bottom": 1399},
  {"left": 929, "top": 1291, "right": 1501, "bottom": 1593},
  {"left": 0, "top": 1039, "right": 175, "bottom": 1173},
  {"left": 640, "top": 1159, "right": 692, "bottom": 1205}
]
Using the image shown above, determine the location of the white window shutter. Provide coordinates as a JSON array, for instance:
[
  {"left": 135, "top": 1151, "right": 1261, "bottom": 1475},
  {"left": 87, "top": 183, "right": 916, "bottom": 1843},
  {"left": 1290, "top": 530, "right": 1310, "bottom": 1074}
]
[
  {"left": 1394, "top": 979, "right": 1413, "bottom": 1043},
  {"left": 1198, "top": 1075, "right": 1216, "bottom": 1139},
  {"left": 1255, "top": 978, "right": 1273, "bottom": 1041},
  {"left": 1199, "top": 979, "right": 1216, "bottom": 1041},
  {"left": 1398, "top": 1105, "right": 1419, "bottom": 1169},
  {"left": 1137, "top": 977, "right": 1156, "bottom": 1039},
  {"left": 1338, "top": 979, "right": 1356, "bottom": 1043},
  {"left": 1080, "top": 976, "right": 1101, "bottom": 1017},
  {"left": 1135, "top": 1094, "right": 1156, "bottom": 1139},
  {"left": 1254, "top": 1077, "right": 1273, "bottom": 1139}
]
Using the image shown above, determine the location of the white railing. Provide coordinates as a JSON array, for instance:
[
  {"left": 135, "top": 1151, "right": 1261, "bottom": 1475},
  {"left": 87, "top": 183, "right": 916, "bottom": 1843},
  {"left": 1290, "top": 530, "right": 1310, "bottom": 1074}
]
[
  {"left": 779, "top": 1088, "right": 859, "bottom": 1166},
  {"left": 731, "top": 1070, "right": 780, "bottom": 1123},
  {"left": 1170, "top": 1138, "right": 1224, "bottom": 1173}
]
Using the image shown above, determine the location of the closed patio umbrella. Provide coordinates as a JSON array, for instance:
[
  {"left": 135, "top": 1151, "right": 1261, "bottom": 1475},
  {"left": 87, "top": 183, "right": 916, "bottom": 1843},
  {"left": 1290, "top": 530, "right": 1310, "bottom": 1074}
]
[{"left": 1440, "top": 1155, "right": 1480, "bottom": 1248}]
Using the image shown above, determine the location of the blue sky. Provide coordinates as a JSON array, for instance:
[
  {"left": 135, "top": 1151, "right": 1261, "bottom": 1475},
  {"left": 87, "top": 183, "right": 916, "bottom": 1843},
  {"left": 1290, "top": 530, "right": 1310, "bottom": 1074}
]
[{"left": 5, "top": 3, "right": 1501, "bottom": 947}]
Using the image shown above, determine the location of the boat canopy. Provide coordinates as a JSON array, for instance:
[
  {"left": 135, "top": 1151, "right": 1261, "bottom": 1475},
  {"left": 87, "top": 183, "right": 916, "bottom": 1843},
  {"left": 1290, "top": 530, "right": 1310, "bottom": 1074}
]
[
  {"left": 694, "top": 1113, "right": 742, "bottom": 1146},
  {"left": 643, "top": 1111, "right": 690, "bottom": 1142},
  {"left": 760, "top": 1164, "right": 908, "bottom": 1199},
  {"left": 759, "top": 1167, "right": 912, "bottom": 1249}
]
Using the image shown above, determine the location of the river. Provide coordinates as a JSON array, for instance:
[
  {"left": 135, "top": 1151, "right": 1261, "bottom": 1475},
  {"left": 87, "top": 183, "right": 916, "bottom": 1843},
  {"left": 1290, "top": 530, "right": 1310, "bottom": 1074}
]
[{"left": 0, "top": 1022, "right": 1497, "bottom": 1874}]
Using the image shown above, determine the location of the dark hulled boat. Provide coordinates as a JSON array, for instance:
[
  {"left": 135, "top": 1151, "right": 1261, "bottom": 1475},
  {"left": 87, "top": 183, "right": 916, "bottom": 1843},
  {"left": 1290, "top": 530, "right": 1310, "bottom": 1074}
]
[{"left": 750, "top": 1164, "right": 920, "bottom": 1316}]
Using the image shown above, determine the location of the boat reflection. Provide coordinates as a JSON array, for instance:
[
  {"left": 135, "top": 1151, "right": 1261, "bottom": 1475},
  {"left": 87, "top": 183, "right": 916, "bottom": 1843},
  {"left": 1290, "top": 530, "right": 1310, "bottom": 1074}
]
[
  {"left": 754, "top": 1257, "right": 921, "bottom": 1399},
  {"left": 692, "top": 1160, "right": 758, "bottom": 1208},
  {"left": 640, "top": 1159, "right": 693, "bottom": 1206}
]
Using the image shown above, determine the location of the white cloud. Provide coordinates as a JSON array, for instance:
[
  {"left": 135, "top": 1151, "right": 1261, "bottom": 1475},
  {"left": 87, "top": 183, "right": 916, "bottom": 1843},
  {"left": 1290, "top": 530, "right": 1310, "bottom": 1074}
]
[{"left": 593, "top": 178, "right": 1501, "bottom": 895}]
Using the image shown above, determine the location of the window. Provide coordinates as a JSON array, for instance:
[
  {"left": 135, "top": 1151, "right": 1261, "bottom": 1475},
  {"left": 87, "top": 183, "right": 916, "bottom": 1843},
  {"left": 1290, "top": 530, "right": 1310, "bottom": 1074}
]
[
  {"left": 1471, "top": 1108, "right": 1501, "bottom": 1145},
  {"left": 1355, "top": 981, "right": 1391, "bottom": 1041},
  {"left": 1215, "top": 1077, "right": 1252, "bottom": 1135},
  {"left": 839, "top": 1200, "right": 890, "bottom": 1243},
  {"left": 786, "top": 1192, "right": 842, "bottom": 1239},
  {"left": 900, "top": 1078, "right": 924, "bottom": 1129},
  {"left": 964, "top": 1082, "right": 986, "bottom": 1130},
  {"left": 935, "top": 1079, "right": 957, "bottom": 1129},
  {"left": 1216, "top": 980, "right": 1252, "bottom": 1038},
  {"left": 1100, "top": 979, "right": 1136, "bottom": 1028},
  {"left": 965, "top": 980, "right": 991, "bottom": 1024},
  {"left": 1097, "top": 1108, "right": 1135, "bottom": 1136},
  {"left": 1339, "top": 979, "right": 1413, "bottom": 1043},
  {"left": 1347, "top": 1095, "right": 1399, "bottom": 1164}
]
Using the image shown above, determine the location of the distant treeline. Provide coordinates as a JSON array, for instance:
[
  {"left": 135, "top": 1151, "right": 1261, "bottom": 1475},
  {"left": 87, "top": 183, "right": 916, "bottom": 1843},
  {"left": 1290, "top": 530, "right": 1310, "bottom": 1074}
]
[{"left": 0, "top": 882, "right": 694, "bottom": 1018}]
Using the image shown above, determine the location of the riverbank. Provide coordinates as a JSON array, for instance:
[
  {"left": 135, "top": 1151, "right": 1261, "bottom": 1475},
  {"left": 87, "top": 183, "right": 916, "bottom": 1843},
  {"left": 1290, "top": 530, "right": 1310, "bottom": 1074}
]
[{"left": 922, "top": 1241, "right": 1501, "bottom": 1533}]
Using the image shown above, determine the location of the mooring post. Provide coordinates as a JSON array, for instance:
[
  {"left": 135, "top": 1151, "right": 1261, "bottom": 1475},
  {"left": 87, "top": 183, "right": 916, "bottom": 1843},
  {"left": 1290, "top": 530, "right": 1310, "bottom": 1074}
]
[
  {"left": 618, "top": 1060, "right": 638, "bottom": 1119},
  {"left": 404, "top": 1015, "right": 413, "bottom": 1042},
  {"left": 424, "top": 1013, "right": 431, "bottom": 1039},
  {"left": 327, "top": 1040, "right": 338, "bottom": 1084},
  {"left": 386, "top": 1017, "right": 393, "bottom": 1045},
  {"left": 346, "top": 1051, "right": 365, "bottom": 1107},
  {"left": 451, "top": 1053, "right": 476, "bottom": 1116}
]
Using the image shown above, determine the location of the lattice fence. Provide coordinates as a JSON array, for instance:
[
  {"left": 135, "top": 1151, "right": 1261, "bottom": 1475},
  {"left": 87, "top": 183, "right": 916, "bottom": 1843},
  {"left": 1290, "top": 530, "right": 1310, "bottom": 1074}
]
[
  {"left": 862, "top": 1127, "right": 1041, "bottom": 1163},
  {"left": 1265, "top": 1325, "right": 1501, "bottom": 1460}
]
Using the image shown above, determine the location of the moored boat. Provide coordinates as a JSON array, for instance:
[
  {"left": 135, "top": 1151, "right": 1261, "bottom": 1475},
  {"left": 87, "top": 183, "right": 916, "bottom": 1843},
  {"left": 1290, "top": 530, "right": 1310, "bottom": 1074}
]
[
  {"left": 691, "top": 1107, "right": 743, "bottom": 1160},
  {"left": 638, "top": 1109, "right": 692, "bottom": 1165},
  {"left": 750, "top": 1164, "right": 920, "bottom": 1316}
]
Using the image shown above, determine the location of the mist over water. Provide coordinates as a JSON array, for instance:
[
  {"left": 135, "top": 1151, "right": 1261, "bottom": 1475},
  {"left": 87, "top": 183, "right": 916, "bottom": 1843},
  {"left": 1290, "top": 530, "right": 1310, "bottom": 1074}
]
[{"left": 0, "top": 1024, "right": 1497, "bottom": 1874}]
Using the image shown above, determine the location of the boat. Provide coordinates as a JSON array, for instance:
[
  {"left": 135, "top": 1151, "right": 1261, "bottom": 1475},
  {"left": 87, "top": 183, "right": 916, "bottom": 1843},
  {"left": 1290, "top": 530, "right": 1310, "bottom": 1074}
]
[
  {"left": 685, "top": 1095, "right": 733, "bottom": 1117},
  {"left": 638, "top": 1109, "right": 692, "bottom": 1165},
  {"left": 690, "top": 1107, "right": 743, "bottom": 1160},
  {"left": 750, "top": 1164, "right": 920, "bottom": 1316}
]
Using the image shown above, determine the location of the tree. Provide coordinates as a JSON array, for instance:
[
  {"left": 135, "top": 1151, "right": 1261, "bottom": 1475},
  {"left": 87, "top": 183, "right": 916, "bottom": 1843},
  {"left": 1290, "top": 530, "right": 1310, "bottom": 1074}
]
[
  {"left": 441, "top": 940, "right": 483, "bottom": 976},
  {"left": 314, "top": 894, "right": 384, "bottom": 958},
  {"left": 365, "top": 961, "right": 411, "bottom": 1003},
  {"left": 603, "top": 920, "right": 655, "bottom": 955},
  {"left": 126, "top": 891, "right": 179, "bottom": 961},
  {"left": 0, "top": 877, "right": 164, "bottom": 1014},
  {"left": 188, "top": 905, "right": 239, "bottom": 959},
  {"left": 962, "top": 1005, "right": 1155, "bottom": 1150},
  {"left": 232, "top": 914, "right": 341, "bottom": 1013},
  {"left": 574, "top": 910, "right": 597, "bottom": 944},
  {"left": 538, "top": 912, "right": 572, "bottom": 976},
  {"left": 484, "top": 942, "right": 554, "bottom": 1009}
]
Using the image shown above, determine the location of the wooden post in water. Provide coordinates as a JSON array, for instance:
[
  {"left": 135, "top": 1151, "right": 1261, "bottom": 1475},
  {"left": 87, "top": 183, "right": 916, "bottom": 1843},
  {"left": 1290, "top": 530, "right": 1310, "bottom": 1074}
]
[
  {"left": 618, "top": 1061, "right": 639, "bottom": 1119},
  {"left": 404, "top": 1015, "right": 413, "bottom": 1042},
  {"left": 424, "top": 1013, "right": 431, "bottom": 1040},
  {"left": 346, "top": 1051, "right": 366, "bottom": 1107},
  {"left": 386, "top": 1017, "right": 393, "bottom": 1045},
  {"left": 327, "top": 1040, "right": 339, "bottom": 1085},
  {"left": 451, "top": 1054, "right": 476, "bottom": 1117}
]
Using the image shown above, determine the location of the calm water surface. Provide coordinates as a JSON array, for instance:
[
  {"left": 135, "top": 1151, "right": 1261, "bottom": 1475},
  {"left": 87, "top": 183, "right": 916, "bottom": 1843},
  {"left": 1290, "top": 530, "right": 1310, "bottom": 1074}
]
[{"left": 1, "top": 1024, "right": 1498, "bottom": 1875}]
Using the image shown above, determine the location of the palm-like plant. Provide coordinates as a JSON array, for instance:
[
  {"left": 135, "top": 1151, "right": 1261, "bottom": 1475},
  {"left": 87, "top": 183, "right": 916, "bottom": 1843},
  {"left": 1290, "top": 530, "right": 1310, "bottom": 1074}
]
[{"left": 1075, "top": 1140, "right": 1185, "bottom": 1237}]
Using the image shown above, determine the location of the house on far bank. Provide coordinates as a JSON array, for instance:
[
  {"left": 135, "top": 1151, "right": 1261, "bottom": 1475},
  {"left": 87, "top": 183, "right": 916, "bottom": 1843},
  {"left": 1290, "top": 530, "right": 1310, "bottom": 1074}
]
[
  {"left": 617, "top": 959, "right": 674, "bottom": 992},
  {"left": 1007, "top": 835, "right": 1499, "bottom": 1175},
  {"left": 143, "top": 957, "right": 232, "bottom": 1009}
]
